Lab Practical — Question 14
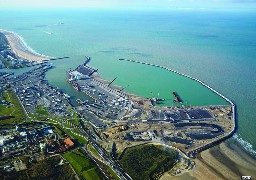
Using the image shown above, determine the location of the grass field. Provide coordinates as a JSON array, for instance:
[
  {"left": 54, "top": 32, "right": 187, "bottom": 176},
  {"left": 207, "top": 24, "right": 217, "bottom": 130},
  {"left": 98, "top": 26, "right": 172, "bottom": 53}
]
[
  {"left": 0, "top": 89, "right": 25, "bottom": 129},
  {"left": 88, "top": 144, "right": 101, "bottom": 159},
  {"left": 35, "top": 105, "right": 49, "bottom": 116},
  {"left": 46, "top": 120, "right": 87, "bottom": 145},
  {"left": 62, "top": 148, "right": 103, "bottom": 180},
  {"left": 54, "top": 124, "right": 67, "bottom": 137},
  {"left": 69, "top": 118, "right": 79, "bottom": 126},
  {"left": 28, "top": 105, "right": 52, "bottom": 121},
  {"left": 63, "top": 122, "right": 73, "bottom": 128},
  {"left": 107, "top": 165, "right": 121, "bottom": 180},
  {"left": 67, "top": 129, "right": 87, "bottom": 145}
]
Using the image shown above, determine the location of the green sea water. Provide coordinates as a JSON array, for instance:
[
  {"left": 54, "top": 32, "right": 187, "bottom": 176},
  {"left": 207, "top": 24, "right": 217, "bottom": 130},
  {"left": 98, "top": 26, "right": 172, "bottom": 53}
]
[{"left": 0, "top": 9, "right": 255, "bottom": 155}]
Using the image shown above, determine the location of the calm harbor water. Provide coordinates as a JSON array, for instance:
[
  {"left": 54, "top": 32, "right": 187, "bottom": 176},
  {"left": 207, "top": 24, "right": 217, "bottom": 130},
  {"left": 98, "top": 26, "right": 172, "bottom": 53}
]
[{"left": 0, "top": 9, "right": 255, "bottom": 155}]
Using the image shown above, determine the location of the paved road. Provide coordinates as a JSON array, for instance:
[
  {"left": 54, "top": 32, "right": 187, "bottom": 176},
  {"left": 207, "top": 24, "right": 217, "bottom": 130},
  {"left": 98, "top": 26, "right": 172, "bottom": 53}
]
[
  {"left": 66, "top": 118, "right": 132, "bottom": 180},
  {"left": 32, "top": 114, "right": 132, "bottom": 179}
]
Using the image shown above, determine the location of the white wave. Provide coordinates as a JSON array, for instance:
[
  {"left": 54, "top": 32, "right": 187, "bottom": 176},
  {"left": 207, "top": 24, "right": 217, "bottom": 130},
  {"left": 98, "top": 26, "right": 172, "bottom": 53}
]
[
  {"left": 39, "top": 29, "right": 53, "bottom": 35},
  {"left": 233, "top": 133, "right": 256, "bottom": 157},
  {"left": 0, "top": 29, "right": 53, "bottom": 59},
  {"left": 15, "top": 33, "right": 52, "bottom": 58}
]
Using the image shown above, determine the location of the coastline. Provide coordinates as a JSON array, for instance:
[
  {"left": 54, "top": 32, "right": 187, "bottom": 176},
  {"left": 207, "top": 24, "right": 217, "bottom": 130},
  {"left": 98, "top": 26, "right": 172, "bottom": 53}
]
[
  {"left": 2, "top": 29, "right": 255, "bottom": 179},
  {"left": 161, "top": 139, "right": 256, "bottom": 180},
  {"left": 92, "top": 72, "right": 144, "bottom": 99},
  {"left": 0, "top": 29, "right": 53, "bottom": 62},
  {"left": 119, "top": 59, "right": 236, "bottom": 158},
  {"left": 70, "top": 59, "right": 254, "bottom": 179},
  {"left": 91, "top": 71, "right": 124, "bottom": 91},
  {"left": 72, "top": 60, "right": 255, "bottom": 179}
]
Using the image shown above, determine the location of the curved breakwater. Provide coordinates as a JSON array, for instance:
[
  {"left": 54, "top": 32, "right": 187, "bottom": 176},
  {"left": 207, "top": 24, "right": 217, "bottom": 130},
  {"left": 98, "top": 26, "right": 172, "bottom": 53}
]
[{"left": 119, "top": 58, "right": 237, "bottom": 156}]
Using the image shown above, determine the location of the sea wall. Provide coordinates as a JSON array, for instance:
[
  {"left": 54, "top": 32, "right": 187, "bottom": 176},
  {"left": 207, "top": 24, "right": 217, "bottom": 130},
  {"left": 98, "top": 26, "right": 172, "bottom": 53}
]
[{"left": 119, "top": 58, "right": 237, "bottom": 157}]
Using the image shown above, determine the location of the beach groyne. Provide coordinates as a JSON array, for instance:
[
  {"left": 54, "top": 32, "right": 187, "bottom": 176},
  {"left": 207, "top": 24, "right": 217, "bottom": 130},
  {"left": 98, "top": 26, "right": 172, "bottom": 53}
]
[{"left": 119, "top": 58, "right": 237, "bottom": 157}]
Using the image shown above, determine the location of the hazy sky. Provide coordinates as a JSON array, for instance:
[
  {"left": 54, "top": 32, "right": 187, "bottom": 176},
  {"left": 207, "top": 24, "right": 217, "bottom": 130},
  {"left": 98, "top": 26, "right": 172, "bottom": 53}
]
[{"left": 0, "top": 0, "right": 256, "bottom": 9}]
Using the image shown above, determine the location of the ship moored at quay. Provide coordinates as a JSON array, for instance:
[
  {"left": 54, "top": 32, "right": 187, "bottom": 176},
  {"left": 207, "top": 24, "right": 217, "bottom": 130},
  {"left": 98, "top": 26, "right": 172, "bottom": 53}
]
[
  {"left": 66, "top": 56, "right": 235, "bottom": 158},
  {"left": 118, "top": 58, "right": 236, "bottom": 157}
]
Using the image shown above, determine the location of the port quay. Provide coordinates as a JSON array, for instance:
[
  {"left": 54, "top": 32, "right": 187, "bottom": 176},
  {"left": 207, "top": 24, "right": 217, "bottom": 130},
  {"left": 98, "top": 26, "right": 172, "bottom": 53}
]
[
  {"left": 119, "top": 58, "right": 236, "bottom": 157},
  {"left": 66, "top": 55, "right": 236, "bottom": 158}
]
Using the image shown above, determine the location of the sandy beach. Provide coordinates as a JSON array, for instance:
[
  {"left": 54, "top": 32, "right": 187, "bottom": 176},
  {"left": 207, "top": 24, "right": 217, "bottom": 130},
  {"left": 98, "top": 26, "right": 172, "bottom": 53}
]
[
  {"left": 0, "top": 29, "right": 52, "bottom": 62},
  {"left": 161, "top": 139, "right": 256, "bottom": 180}
]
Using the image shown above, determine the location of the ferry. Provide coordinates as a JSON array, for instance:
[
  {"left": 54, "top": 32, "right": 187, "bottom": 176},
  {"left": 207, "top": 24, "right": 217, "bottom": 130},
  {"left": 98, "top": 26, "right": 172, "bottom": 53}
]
[
  {"left": 67, "top": 78, "right": 81, "bottom": 91},
  {"left": 63, "top": 93, "right": 70, "bottom": 98}
]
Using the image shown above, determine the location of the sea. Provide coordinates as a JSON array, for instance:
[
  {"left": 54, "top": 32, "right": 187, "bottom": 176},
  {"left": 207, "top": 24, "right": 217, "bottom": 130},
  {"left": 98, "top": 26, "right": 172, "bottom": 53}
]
[{"left": 0, "top": 8, "right": 255, "bottom": 156}]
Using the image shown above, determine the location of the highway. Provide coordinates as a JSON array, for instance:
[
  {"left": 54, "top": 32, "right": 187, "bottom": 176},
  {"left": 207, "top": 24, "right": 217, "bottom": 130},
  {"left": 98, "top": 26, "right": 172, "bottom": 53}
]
[
  {"left": 31, "top": 114, "right": 132, "bottom": 180},
  {"left": 64, "top": 116, "right": 132, "bottom": 180}
]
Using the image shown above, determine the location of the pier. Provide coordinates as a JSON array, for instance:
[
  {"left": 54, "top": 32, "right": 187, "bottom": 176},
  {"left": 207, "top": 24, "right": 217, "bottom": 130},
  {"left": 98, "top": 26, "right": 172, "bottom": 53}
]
[
  {"left": 119, "top": 58, "right": 236, "bottom": 156},
  {"left": 67, "top": 57, "right": 133, "bottom": 123},
  {"left": 49, "top": 56, "right": 70, "bottom": 61}
]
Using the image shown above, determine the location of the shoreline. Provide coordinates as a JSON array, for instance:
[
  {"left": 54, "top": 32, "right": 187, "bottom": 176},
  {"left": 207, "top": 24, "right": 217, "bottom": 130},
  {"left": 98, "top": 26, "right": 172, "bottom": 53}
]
[
  {"left": 118, "top": 59, "right": 236, "bottom": 157},
  {"left": 70, "top": 60, "right": 253, "bottom": 179},
  {"left": 2, "top": 29, "right": 255, "bottom": 179},
  {"left": 0, "top": 29, "right": 53, "bottom": 62},
  {"left": 88, "top": 60, "right": 256, "bottom": 178},
  {"left": 161, "top": 138, "right": 256, "bottom": 179}
]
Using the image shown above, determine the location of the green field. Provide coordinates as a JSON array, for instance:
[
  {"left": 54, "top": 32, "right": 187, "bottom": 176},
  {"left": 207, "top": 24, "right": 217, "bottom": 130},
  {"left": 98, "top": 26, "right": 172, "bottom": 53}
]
[
  {"left": 55, "top": 124, "right": 88, "bottom": 146},
  {"left": 28, "top": 105, "right": 52, "bottom": 121},
  {"left": 119, "top": 144, "right": 178, "bottom": 180},
  {"left": 45, "top": 121, "right": 87, "bottom": 145},
  {"left": 107, "top": 165, "right": 121, "bottom": 180},
  {"left": 88, "top": 144, "right": 101, "bottom": 159},
  {"left": 69, "top": 118, "right": 79, "bottom": 125},
  {"left": 71, "top": 129, "right": 88, "bottom": 145},
  {"left": 35, "top": 105, "right": 49, "bottom": 116},
  {"left": 62, "top": 148, "right": 103, "bottom": 180},
  {"left": 54, "top": 124, "right": 68, "bottom": 137},
  {"left": 66, "top": 129, "right": 87, "bottom": 145},
  {"left": 0, "top": 89, "right": 26, "bottom": 129}
]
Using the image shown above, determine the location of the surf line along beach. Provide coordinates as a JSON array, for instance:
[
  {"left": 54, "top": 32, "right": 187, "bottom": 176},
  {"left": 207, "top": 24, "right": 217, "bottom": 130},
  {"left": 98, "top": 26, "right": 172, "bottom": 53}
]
[
  {"left": 119, "top": 58, "right": 236, "bottom": 156},
  {"left": 0, "top": 29, "right": 56, "bottom": 62}
]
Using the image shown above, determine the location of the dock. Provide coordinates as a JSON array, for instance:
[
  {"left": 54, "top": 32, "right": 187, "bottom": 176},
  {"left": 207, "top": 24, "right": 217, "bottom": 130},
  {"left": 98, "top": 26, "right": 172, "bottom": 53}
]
[
  {"left": 48, "top": 56, "right": 70, "bottom": 61},
  {"left": 119, "top": 58, "right": 236, "bottom": 157}
]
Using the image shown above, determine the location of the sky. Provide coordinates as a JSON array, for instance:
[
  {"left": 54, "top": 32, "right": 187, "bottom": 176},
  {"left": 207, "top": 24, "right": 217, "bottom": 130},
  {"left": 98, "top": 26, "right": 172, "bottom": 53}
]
[{"left": 0, "top": 0, "right": 256, "bottom": 10}]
